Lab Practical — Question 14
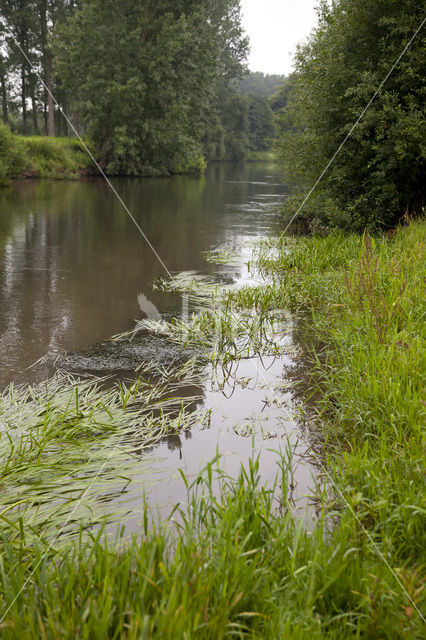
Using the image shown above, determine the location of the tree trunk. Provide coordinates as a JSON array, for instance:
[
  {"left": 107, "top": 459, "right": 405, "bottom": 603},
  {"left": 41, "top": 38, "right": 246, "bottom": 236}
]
[
  {"left": 40, "top": 0, "right": 55, "bottom": 136},
  {"left": 43, "top": 95, "right": 48, "bottom": 135},
  {"left": 30, "top": 80, "right": 39, "bottom": 134},
  {"left": 0, "top": 58, "right": 8, "bottom": 124},
  {"left": 21, "top": 66, "right": 27, "bottom": 133}
]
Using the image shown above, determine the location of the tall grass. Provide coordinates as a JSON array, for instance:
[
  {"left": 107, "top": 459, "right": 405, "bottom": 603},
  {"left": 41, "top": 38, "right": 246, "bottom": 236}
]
[{"left": 0, "top": 123, "right": 92, "bottom": 183}]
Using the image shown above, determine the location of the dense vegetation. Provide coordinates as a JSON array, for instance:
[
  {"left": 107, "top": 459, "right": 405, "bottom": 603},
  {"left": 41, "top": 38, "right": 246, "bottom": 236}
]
[
  {"left": 0, "top": 1, "right": 254, "bottom": 175},
  {"left": 0, "top": 0, "right": 424, "bottom": 636},
  {"left": 0, "top": 2, "right": 282, "bottom": 175},
  {"left": 237, "top": 71, "right": 285, "bottom": 97},
  {"left": 0, "top": 121, "right": 91, "bottom": 183},
  {"left": 1, "top": 222, "right": 424, "bottom": 637},
  {"left": 276, "top": 0, "right": 425, "bottom": 231}
]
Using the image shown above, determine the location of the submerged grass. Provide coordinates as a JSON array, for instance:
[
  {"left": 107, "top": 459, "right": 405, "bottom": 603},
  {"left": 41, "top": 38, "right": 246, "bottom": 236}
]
[
  {"left": 0, "top": 362, "right": 206, "bottom": 543},
  {"left": 0, "top": 221, "right": 425, "bottom": 637}
]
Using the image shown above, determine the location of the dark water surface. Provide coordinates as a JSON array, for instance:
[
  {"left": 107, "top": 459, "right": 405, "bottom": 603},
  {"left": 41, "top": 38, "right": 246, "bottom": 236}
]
[
  {"left": 0, "top": 163, "right": 286, "bottom": 387},
  {"left": 0, "top": 163, "right": 318, "bottom": 527}
]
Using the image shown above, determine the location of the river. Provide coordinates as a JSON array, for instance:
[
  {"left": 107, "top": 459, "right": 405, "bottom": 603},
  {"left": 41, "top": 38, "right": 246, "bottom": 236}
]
[{"left": 0, "top": 163, "right": 318, "bottom": 530}]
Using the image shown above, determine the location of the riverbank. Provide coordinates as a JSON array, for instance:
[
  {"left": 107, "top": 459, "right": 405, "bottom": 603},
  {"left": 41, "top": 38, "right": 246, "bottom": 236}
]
[
  {"left": 0, "top": 125, "right": 93, "bottom": 184},
  {"left": 0, "top": 221, "right": 424, "bottom": 637},
  {"left": 0, "top": 125, "right": 277, "bottom": 186}
]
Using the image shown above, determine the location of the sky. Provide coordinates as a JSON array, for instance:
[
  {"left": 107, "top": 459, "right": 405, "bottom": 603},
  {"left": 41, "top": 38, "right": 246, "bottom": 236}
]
[{"left": 240, "top": 0, "right": 318, "bottom": 75}]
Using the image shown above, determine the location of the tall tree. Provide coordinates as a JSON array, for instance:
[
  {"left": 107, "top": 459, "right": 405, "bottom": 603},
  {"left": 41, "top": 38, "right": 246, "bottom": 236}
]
[
  {"left": 39, "top": 0, "right": 54, "bottom": 135},
  {"left": 53, "top": 0, "right": 248, "bottom": 174},
  {"left": 276, "top": 0, "right": 426, "bottom": 231},
  {"left": 1, "top": 0, "right": 39, "bottom": 134}
]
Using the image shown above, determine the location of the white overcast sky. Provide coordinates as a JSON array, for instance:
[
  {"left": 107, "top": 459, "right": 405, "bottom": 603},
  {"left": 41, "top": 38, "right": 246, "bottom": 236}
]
[{"left": 240, "top": 0, "right": 319, "bottom": 75}]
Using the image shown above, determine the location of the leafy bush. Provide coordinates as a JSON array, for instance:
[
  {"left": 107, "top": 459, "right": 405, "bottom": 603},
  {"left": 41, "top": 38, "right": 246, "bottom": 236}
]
[{"left": 276, "top": 0, "right": 426, "bottom": 231}]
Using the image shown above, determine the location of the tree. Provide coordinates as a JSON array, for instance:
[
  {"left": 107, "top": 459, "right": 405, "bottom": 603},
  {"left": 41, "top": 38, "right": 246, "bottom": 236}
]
[
  {"left": 1, "top": 1, "right": 38, "bottom": 134},
  {"left": 39, "top": 0, "right": 54, "bottom": 135},
  {"left": 0, "top": 1, "right": 78, "bottom": 136},
  {"left": 53, "top": 0, "right": 248, "bottom": 175},
  {"left": 247, "top": 95, "right": 274, "bottom": 151},
  {"left": 0, "top": 52, "right": 9, "bottom": 124},
  {"left": 276, "top": 0, "right": 426, "bottom": 231},
  {"left": 237, "top": 71, "right": 285, "bottom": 97}
]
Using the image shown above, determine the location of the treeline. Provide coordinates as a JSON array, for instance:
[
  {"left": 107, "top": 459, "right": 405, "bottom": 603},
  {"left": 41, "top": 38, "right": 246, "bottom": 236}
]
[
  {"left": 275, "top": 0, "right": 425, "bottom": 231},
  {"left": 207, "top": 72, "right": 286, "bottom": 161},
  {"left": 0, "top": 1, "right": 283, "bottom": 176},
  {"left": 238, "top": 71, "right": 285, "bottom": 97}
]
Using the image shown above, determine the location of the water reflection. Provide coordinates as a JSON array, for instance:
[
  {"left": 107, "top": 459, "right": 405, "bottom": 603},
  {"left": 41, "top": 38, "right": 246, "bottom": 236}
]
[
  {"left": 0, "top": 163, "right": 319, "bottom": 530},
  {"left": 0, "top": 163, "right": 287, "bottom": 387}
]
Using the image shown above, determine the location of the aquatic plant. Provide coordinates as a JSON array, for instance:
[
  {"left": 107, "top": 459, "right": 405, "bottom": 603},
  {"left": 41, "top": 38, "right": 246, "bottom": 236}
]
[{"left": 0, "top": 363, "right": 207, "bottom": 543}]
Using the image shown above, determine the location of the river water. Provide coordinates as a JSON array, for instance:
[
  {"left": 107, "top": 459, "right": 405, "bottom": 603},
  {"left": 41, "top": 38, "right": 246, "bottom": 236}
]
[{"left": 0, "top": 163, "right": 318, "bottom": 529}]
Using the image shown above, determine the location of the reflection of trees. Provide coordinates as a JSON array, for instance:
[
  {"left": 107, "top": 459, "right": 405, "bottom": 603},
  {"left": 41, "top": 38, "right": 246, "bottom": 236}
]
[
  {"left": 285, "top": 313, "right": 328, "bottom": 466},
  {"left": 0, "top": 163, "right": 286, "bottom": 388}
]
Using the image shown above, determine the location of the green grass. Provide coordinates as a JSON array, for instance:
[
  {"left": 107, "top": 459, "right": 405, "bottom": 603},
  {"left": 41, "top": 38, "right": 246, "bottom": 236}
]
[
  {"left": 0, "top": 123, "right": 93, "bottom": 183},
  {"left": 0, "top": 222, "right": 424, "bottom": 637},
  {"left": 20, "top": 135, "right": 92, "bottom": 179}
]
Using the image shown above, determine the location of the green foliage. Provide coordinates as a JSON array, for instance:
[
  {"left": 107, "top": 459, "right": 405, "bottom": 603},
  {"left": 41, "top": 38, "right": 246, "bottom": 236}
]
[
  {"left": 1, "top": 2, "right": 275, "bottom": 173},
  {"left": 52, "top": 0, "right": 248, "bottom": 175},
  {"left": 0, "top": 124, "right": 92, "bottom": 182},
  {"left": 0, "top": 123, "right": 26, "bottom": 183},
  {"left": 221, "top": 91, "right": 249, "bottom": 161},
  {"left": 0, "top": 223, "right": 425, "bottom": 637},
  {"left": 269, "top": 76, "right": 293, "bottom": 113},
  {"left": 237, "top": 71, "right": 285, "bottom": 97},
  {"left": 247, "top": 94, "right": 274, "bottom": 151},
  {"left": 206, "top": 89, "right": 275, "bottom": 161},
  {"left": 21, "top": 135, "right": 92, "bottom": 178},
  {"left": 276, "top": 0, "right": 426, "bottom": 231}
]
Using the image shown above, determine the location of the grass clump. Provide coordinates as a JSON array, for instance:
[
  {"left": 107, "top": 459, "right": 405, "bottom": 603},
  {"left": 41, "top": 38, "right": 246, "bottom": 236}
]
[
  {"left": 0, "top": 124, "right": 26, "bottom": 185},
  {"left": 0, "top": 455, "right": 423, "bottom": 638},
  {"left": 21, "top": 135, "right": 92, "bottom": 179},
  {"left": 0, "top": 362, "right": 205, "bottom": 543}
]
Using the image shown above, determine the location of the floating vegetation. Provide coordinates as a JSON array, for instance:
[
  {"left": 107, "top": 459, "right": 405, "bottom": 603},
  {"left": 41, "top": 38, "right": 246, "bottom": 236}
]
[
  {"left": 0, "top": 362, "right": 208, "bottom": 543},
  {"left": 202, "top": 245, "right": 242, "bottom": 265},
  {"left": 153, "top": 270, "right": 226, "bottom": 310}
]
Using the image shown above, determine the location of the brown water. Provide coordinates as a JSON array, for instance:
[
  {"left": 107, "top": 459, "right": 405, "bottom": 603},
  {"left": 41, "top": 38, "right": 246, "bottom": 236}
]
[
  {"left": 0, "top": 163, "right": 319, "bottom": 527},
  {"left": 0, "top": 163, "right": 286, "bottom": 387}
]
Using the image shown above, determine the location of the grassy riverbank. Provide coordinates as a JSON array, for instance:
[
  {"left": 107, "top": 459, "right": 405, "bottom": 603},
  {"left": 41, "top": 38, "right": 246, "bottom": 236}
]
[
  {"left": 0, "top": 222, "right": 424, "bottom": 637},
  {"left": 0, "top": 124, "right": 92, "bottom": 184},
  {"left": 0, "top": 124, "right": 276, "bottom": 186}
]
